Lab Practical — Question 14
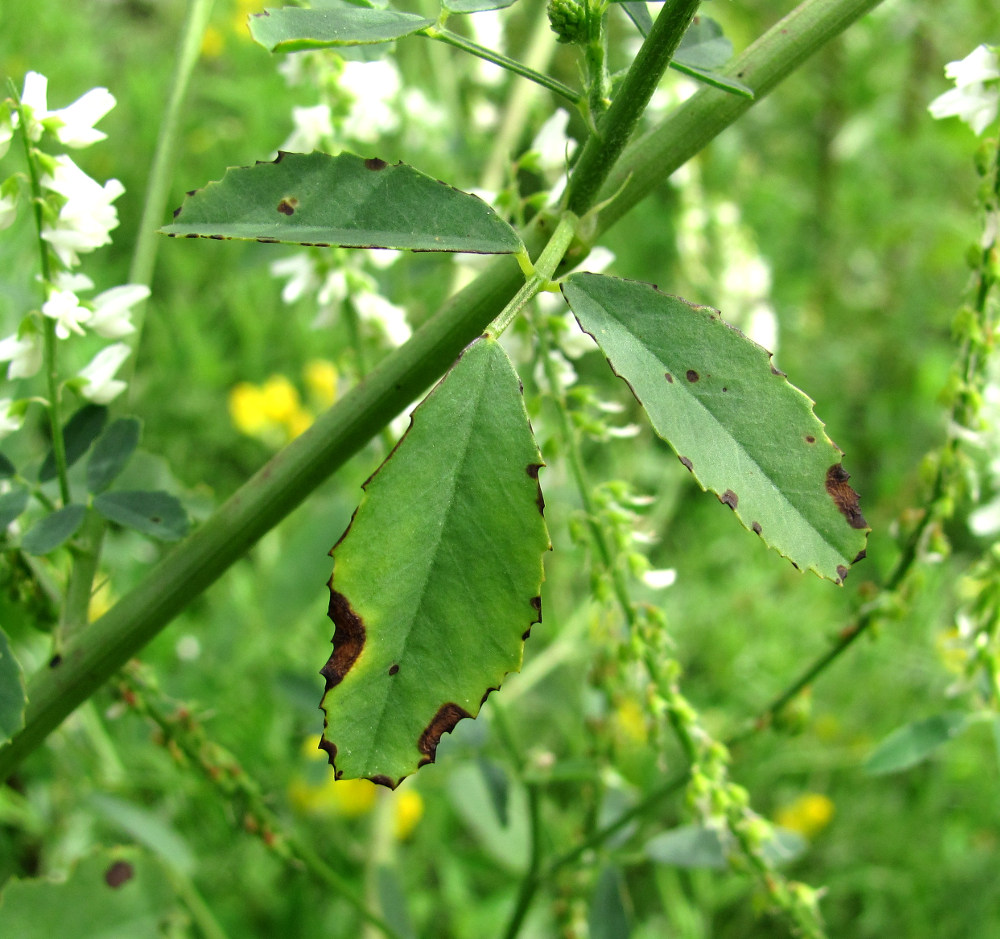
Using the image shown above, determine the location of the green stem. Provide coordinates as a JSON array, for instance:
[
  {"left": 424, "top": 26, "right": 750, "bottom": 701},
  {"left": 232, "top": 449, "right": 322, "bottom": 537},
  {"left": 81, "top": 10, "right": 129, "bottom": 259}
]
[
  {"left": 126, "top": 0, "right": 216, "bottom": 373},
  {"left": 565, "top": 0, "right": 701, "bottom": 216},
  {"left": 0, "top": 0, "right": 888, "bottom": 781},
  {"left": 11, "top": 90, "right": 72, "bottom": 507},
  {"left": 583, "top": 0, "right": 611, "bottom": 124},
  {"left": 487, "top": 214, "right": 578, "bottom": 337},
  {"left": 422, "top": 26, "right": 582, "bottom": 105}
]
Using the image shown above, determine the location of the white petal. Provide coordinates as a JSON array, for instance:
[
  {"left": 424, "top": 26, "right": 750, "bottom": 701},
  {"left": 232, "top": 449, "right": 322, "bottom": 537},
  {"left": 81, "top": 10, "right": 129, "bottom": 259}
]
[
  {"left": 51, "top": 87, "right": 116, "bottom": 148},
  {"left": 78, "top": 343, "right": 131, "bottom": 403}
]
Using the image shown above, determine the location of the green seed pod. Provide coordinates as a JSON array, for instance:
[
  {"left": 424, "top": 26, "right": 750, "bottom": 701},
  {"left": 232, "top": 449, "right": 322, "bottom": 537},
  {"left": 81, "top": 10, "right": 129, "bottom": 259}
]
[{"left": 547, "top": 0, "right": 588, "bottom": 45}]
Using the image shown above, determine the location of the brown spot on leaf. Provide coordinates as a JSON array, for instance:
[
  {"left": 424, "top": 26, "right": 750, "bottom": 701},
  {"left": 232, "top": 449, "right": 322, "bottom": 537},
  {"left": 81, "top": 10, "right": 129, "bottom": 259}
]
[
  {"left": 836, "top": 564, "right": 850, "bottom": 583},
  {"left": 678, "top": 455, "right": 693, "bottom": 471},
  {"left": 172, "top": 206, "right": 182, "bottom": 219},
  {"left": 720, "top": 489, "right": 738, "bottom": 510},
  {"left": 665, "top": 372, "right": 674, "bottom": 383},
  {"left": 49, "top": 654, "right": 62, "bottom": 668},
  {"left": 686, "top": 369, "right": 699, "bottom": 382},
  {"left": 480, "top": 686, "right": 499, "bottom": 706},
  {"left": 388, "top": 664, "right": 399, "bottom": 676},
  {"left": 853, "top": 549, "right": 867, "bottom": 564},
  {"left": 527, "top": 463, "right": 545, "bottom": 514},
  {"left": 770, "top": 364, "right": 787, "bottom": 377},
  {"left": 321, "top": 587, "right": 366, "bottom": 691},
  {"left": 418, "top": 703, "right": 472, "bottom": 767},
  {"left": 805, "top": 435, "right": 816, "bottom": 444},
  {"left": 365, "top": 157, "right": 388, "bottom": 171},
  {"left": 369, "top": 774, "right": 395, "bottom": 788},
  {"left": 105, "top": 861, "right": 133, "bottom": 889},
  {"left": 752, "top": 521, "right": 762, "bottom": 535},
  {"left": 277, "top": 197, "right": 298, "bottom": 215},
  {"left": 530, "top": 595, "right": 542, "bottom": 619},
  {"left": 318, "top": 737, "right": 337, "bottom": 766},
  {"left": 825, "top": 464, "right": 868, "bottom": 529}
]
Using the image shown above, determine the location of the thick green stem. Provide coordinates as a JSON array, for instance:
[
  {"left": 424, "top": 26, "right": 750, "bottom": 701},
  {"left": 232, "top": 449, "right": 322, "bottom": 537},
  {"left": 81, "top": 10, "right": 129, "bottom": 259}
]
[
  {"left": 0, "top": 0, "right": 887, "bottom": 781},
  {"left": 565, "top": 0, "right": 701, "bottom": 216}
]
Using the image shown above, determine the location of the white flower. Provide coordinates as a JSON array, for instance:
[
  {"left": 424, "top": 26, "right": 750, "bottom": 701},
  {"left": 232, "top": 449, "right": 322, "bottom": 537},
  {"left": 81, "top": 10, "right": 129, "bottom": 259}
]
[
  {"left": 16, "top": 71, "right": 49, "bottom": 142},
  {"left": 12, "top": 71, "right": 115, "bottom": 148},
  {"left": 353, "top": 291, "right": 411, "bottom": 346},
  {"left": 945, "top": 44, "right": 1000, "bottom": 86},
  {"left": 281, "top": 104, "right": 333, "bottom": 153},
  {"left": 0, "top": 330, "right": 43, "bottom": 380},
  {"left": 42, "top": 288, "right": 90, "bottom": 338},
  {"left": 605, "top": 423, "right": 641, "bottom": 439},
  {"left": 928, "top": 44, "right": 1000, "bottom": 135},
  {"left": 40, "top": 155, "right": 124, "bottom": 267},
  {"left": 642, "top": 568, "right": 677, "bottom": 589},
  {"left": 0, "top": 190, "right": 17, "bottom": 231},
  {"left": 0, "top": 112, "right": 12, "bottom": 160},
  {"left": 88, "top": 284, "right": 148, "bottom": 338},
  {"left": 532, "top": 109, "right": 576, "bottom": 174},
  {"left": 77, "top": 343, "right": 130, "bottom": 403},
  {"left": 339, "top": 61, "right": 402, "bottom": 142},
  {"left": 47, "top": 86, "right": 116, "bottom": 148},
  {"left": 0, "top": 399, "right": 22, "bottom": 439},
  {"left": 52, "top": 271, "right": 95, "bottom": 293},
  {"left": 271, "top": 254, "right": 320, "bottom": 305}
]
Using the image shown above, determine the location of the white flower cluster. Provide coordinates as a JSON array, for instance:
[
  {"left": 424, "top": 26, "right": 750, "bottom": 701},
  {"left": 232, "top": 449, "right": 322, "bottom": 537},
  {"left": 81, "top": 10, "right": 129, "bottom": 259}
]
[
  {"left": 0, "top": 72, "right": 149, "bottom": 436},
  {"left": 928, "top": 44, "right": 1000, "bottom": 136}
]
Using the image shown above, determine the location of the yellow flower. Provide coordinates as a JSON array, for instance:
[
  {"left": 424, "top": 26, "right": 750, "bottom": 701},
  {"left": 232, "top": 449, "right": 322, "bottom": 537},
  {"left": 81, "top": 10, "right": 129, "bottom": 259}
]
[
  {"left": 228, "top": 382, "right": 270, "bottom": 436},
  {"left": 200, "top": 25, "right": 225, "bottom": 59},
  {"left": 288, "top": 737, "right": 423, "bottom": 839},
  {"left": 612, "top": 697, "right": 648, "bottom": 746},
  {"left": 260, "top": 375, "right": 302, "bottom": 424},
  {"left": 304, "top": 359, "right": 338, "bottom": 408},
  {"left": 774, "top": 793, "right": 834, "bottom": 839},
  {"left": 393, "top": 790, "right": 424, "bottom": 840}
]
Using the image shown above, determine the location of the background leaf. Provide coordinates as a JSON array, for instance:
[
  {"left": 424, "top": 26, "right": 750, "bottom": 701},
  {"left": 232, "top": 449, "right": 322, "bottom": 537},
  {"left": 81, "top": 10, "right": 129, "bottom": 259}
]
[
  {"left": 320, "top": 337, "right": 549, "bottom": 786},
  {"left": 0, "top": 486, "right": 29, "bottom": 530},
  {"left": 0, "top": 628, "right": 26, "bottom": 747},
  {"left": 249, "top": 4, "right": 435, "bottom": 51},
  {"left": 674, "top": 16, "right": 732, "bottom": 69},
  {"left": 0, "top": 453, "right": 15, "bottom": 479},
  {"left": 864, "top": 712, "right": 969, "bottom": 775},
  {"left": 93, "top": 491, "right": 189, "bottom": 541},
  {"left": 441, "top": 0, "right": 518, "bottom": 13},
  {"left": 39, "top": 404, "right": 108, "bottom": 482},
  {"left": 562, "top": 273, "right": 869, "bottom": 584},
  {"left": 0, "top": 846, "right": 174, "bottom": 939},
  {"left": 163, "top": 151, "right": 523, "bottom": 255},
  {"left": 589, "top": 865, "right": 631, "bottom": 939},
  {"left": 20, "top": 504, "right": 86, "bottom": 555},
  {"left": 87, "top": 417, "right": 142, "bottom": 494}
]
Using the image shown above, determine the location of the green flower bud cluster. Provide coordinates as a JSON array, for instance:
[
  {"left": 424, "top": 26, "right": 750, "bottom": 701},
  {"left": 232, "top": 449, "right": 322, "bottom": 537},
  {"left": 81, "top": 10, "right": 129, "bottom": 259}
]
[{"left": 547, "top": 0, "right": 588, "bottom": 45}]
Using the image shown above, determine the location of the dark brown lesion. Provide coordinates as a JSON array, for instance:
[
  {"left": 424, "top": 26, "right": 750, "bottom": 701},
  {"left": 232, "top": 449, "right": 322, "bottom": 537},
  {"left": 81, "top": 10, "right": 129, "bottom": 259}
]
[
  {"left": 686, "top": 369, "right": 700, "bottom": 382},
  {"left": 417, "top": 703, "right": 472, "bottom": 767},
  {"left": 752, "top": 520, "right": 762, "bottom": 535},
  {"left": 277, "top": 197, "right": 298, "bottom": 215},
  {"left": 104, "top": 861, "right": 134, "bottom": 889},
  {"left": 527, "top": 463, "right": 545, "bottom": 514},
  {"left": 825, "top": 464, "right": 868, "bottom": 530},
  {"left": 320, "top": 585, "right": 366, "bottom": 691},
  {"left": 720, "top": 489, "right": 738, "bottom": 510},
  {"left": 364, "top": 157, "right": 388, "bottom": 171},
  {"left": 836, "top": 564, "right": 850, "bottom": 583},
  {"left": 678, "top": 455, "right": 693, "bottom": 471}
]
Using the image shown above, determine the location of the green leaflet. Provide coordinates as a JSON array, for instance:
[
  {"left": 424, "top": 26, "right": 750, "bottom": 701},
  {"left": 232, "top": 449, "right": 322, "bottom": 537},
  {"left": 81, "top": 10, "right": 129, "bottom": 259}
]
[
  {"left": 162, "top": 151, "right": 523, "bottom": 255},
  {"left": 321, "top": 337, "right": 549, "bottom": 787},
  {"left": 0, "top": 629, "right": 26, "bottom": 748},
  {"left": 249, "top": 4, "right": 435, "bottom": 51},
  {"left": 561, "top": 273, "right": 869, "bottom": 584},
  {"left": 864, "top": 712, "right": 970, "bottom": 775}
]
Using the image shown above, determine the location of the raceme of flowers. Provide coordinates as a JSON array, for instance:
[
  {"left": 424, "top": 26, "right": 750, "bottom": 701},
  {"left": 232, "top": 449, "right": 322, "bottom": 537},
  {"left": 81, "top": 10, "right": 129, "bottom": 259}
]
[
  {"left": 0, "top": 72, "right": 149, "bottom": 439},
  {"left": 928, "top": 43, "right": 1000, "bottom": 136}
]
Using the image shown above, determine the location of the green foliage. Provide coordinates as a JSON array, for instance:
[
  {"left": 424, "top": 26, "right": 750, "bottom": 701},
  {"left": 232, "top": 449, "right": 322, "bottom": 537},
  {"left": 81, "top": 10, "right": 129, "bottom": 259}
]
[
  {"left": 1, "top": 1, "right": 999, "bottom": 938},
  {"left": 864, "top": 712, "right": 971, "bottom": 775},
  {"left": 562, "top": 272, "right": 869, "bottom": 583},
  {"left": 249, "top": 5, "right": 436, "bottom": 52},
  {"left": 0, "top": 629, "right": 25, "bottom": 747},
  {"left": 163, "top": 151, "right": 524, "bottom": 254},
  {"left": 322, "top": 337, "right": 548, "bottom": 785}
]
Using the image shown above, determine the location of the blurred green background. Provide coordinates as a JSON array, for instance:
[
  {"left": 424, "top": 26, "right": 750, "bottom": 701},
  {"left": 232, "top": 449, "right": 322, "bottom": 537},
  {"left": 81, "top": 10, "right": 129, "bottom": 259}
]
[{"left": 2, "top": 1, "right": 999, "bottom": 936}]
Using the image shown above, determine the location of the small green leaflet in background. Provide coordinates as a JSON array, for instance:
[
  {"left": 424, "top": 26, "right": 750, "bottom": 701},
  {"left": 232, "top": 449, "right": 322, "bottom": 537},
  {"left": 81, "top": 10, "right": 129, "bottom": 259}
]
[
  {"left": 38, "top": 404, "right": 108, "bottom": 482},
  {"left": 0, "top": 453, "right": 15, "bottom": 479},
  {"left": 162, "top": 151, "right": 523, "bottom": 255},
  {"left": 0, "top": 628, "right": 26, "bottom": 747},
  {"left": 0, "top": 846, "right": 174, "bottom": 939},
  {"left": 21, "top": 504, "right": 87, "bottom": 555},
  {"left": 249, "top": 4, "right": 434, "bottom": 51},
  {"left": 321, "top": 336, "right": 549, "bottom": 787},
  {"left": 562, "top": 273, "right": 869, "bottom": 584},
  {"left": 864, "top": 712, "right": 970, "bottom": 775},
  {"left": 0, "top": 487, "right": 29, "bottom": 530},
  {"left": 94, "top": 491, "right": 189, "bottom": 541},
  {"left": 645, "top": 824, "right": 807, "bottom": 869},
  {"left": 441, "top": 0, "right": 518, "bottom": 13},
  {"left": 87, "top": 418, "right": 141, "bottom": 494},
  {"left": 589, "top": 866, "right": 631, "bottom": 939}
]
